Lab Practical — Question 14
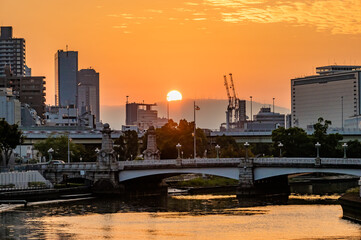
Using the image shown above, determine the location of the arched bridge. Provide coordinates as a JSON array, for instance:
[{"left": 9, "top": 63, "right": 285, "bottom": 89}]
[{"left": 40, "top": 157, "right": 361, "bottom": 195}]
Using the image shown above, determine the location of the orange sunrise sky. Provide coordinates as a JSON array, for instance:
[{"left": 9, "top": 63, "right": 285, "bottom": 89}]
[{"left": 1, "top": 0, "right": 361, "bottom": 110}]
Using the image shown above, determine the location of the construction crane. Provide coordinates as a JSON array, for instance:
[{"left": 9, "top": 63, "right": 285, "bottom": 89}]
[
  {"left": 224, "top": 75, "right": 232, "bottom": 106},
  {"left": 224, "top": 75, "right": 233, "bottom": 130},
  {"left": 229, "top": 73, "right": 240, "bottom": 125},
  {"left": 222, "top": 73, "right": 246, "bottom": 131}
]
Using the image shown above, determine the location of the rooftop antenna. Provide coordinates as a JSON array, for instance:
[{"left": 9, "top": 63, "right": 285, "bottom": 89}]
[{"left": 126, "top": 95, "right": 129, "bottom": 104}]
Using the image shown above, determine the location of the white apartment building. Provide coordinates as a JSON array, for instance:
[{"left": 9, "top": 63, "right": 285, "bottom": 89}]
[
  {"left": 0, "top": 88, "right": 21, "bottom": 124},
  {"left": 291, "top": 65, "right": 361, "bottom": 130}
]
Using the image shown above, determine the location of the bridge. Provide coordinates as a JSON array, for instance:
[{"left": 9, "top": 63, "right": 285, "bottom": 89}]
[
  {"left": 38, "top": 124, "right": 361, "bottom": 197},
  {"left": 40, "top": 157, "right": 361, "bottom": 197}
]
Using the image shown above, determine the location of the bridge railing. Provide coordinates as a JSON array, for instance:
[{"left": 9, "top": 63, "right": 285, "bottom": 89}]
[
  {"left": 254, "top": 158, "right": 316, "bottom": 164},
  {"left": 320, "top": 158, "right": 361, "bottom": 165}
]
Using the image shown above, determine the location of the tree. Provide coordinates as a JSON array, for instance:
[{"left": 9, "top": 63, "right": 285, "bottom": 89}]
[
  {"left": 150, "top": 119, "right": 208, "bottom": 159},
  {"left": 311, "top": 118, "right": 343, "bottom": 157},
  {"left": 272, "top": 127, "right": 314, "bottom": 157},
  {"left": 345, "top": 140, "right": 361, "bottom": 158},
  {"left": 0, "top": 120, "right": 23, "bottom": 166},
  {"left": 33, "top": 135, "right": 85, "bottom": 162},
  {"left": 114, "top": 130, "right": 139, "bottom": 161}
]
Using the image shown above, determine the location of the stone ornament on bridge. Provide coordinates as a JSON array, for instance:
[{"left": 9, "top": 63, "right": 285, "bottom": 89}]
[
  {"left": 97, "top": 123, "right": 117, "bottom": 167},
  {"left": 143, "top": 126, "right": 160, "bottom": 160}
]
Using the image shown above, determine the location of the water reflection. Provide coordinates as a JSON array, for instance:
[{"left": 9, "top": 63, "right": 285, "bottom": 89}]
[{"left": 0, "top": 195, "right": 360, "bottom": 240}]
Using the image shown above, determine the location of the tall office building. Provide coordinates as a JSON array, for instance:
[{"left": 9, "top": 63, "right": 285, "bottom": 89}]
[
  {"left": 291, "top": 65, "right": 361, "bottom": 129},
  {"left": 77, "top": 68, "right": 100, "bottom": 122},
  {"left": 0, "top": 26, "right": 26, "bottom": 77},
  {"left": 55, "top": 50, "right": 78, "bottom": 107}
]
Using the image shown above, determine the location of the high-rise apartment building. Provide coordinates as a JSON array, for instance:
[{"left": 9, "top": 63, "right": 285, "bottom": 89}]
[
  {"left": 77, "top": 68, "right": 100, "bottom": 122},
  {"left": 0, "top": 26, "right": 26, "bottom": 77},
  {"left": 55, "top": 50, "right": 78, "bottom": 107},
  {"left": 291, "top": 65, "right": 361, "bottom": 129}
]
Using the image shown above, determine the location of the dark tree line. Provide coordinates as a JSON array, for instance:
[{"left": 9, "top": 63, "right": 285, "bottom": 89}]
[{"left": 271, "top": 118, "right": 344, "bottom": 157}]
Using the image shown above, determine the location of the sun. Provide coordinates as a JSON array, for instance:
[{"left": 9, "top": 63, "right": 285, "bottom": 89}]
[{"left": 167, "top": 90, "right": 182, "bottom": 101}]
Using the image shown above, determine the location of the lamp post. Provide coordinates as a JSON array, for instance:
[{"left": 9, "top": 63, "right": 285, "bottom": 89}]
[
  {"left": 48, "top": 148, "right": 54, "bottom": 161},
  {"left": 273, "top": 97, "right": 275, "bottom": 114},
  {"left": 342, "top": 143, "right": 348, "bottom": 158},
  {"left": 278, "top": 142, "right": 283, "bottom": 157},
  {"left": 341, "top": 96, "right": 344, "bottom": 131},
  {"left": 315, "top": 142, "right": 321, "bottom": 165},
  {"left": 244, "top": 142, "right": 250, "bottom": 161},
  {"left": 215, "top": 144, "right": 220, "bottom": 159},
  {"left": 194, "top": 101, "right": 199, "bottom": 159},
  {"left": 176, "top": 143, "right": 182, "bottom": 159},
  {"left": 250, "top": 96, "right": 253, "bottom": 121},
  {"left": 67, "top": 105, "right": 70, "bottom": 163}
]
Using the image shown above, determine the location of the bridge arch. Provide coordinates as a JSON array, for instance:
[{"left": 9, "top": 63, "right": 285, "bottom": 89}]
[
  {"left": 118, "top": 168, "right": 239, "bottom": 182},
  {"left": 254, "top": 167, "right": 361, "bottom": 180}
]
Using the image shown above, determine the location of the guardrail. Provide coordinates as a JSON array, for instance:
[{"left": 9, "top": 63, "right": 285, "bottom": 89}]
[{"left": 33, "top": 157, "right": 361, "bottom": 172}]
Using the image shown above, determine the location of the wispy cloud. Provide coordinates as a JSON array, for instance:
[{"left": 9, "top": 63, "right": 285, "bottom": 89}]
[
  {"left": 146, "top": 9, "right": 164, "bottom": 13},
  {"left": 185, "top": 2, "right": 200, "bottom": 5},
  {"left": 204, "top": 0, "right": 361, "bottom": 34}
]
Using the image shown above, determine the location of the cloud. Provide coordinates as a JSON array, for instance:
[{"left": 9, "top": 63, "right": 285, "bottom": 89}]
[
  {"left": 113, "top": 25, "right": 128, "bottom": 29},
  {"left": 107, "top": 13, "right": 134, "bottom": 19},
  {"left": 146, "top": 9, "right": 164, "bottom": 13},
  {"left": 185, "top": 2, "right": 200, "bottom": 5},
  {"left": 204, "top": 0, "right": 361, "bottom": 34}
]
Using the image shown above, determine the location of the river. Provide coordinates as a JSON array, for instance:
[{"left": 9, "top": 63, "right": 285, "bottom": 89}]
[{"left": 0, "top": 194, "right": 360, "bottom": 240}]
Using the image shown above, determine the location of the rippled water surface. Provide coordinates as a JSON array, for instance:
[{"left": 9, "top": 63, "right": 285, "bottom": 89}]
[{"left": 0, "top": 195, "right": 360, "bottom": 240}]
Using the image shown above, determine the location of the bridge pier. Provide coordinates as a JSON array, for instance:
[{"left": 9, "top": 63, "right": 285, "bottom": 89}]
[{"left": 237, "top": 158, "right": 289, "bottom": 205}]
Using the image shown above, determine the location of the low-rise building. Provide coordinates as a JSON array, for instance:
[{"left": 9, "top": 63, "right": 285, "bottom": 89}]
[{"left": 0, "top": 88, "right": 21, "bottom": 124}]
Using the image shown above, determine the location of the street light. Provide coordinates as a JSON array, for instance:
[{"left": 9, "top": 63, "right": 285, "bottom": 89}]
[
  {"left": 278, "top": 142, "right": 283, "bottom": 157},
  {"left": 67, "top": 105, "right": 70, "bottom": 163},
  {"left": 315, "top": 142, "right": 321, "bottom": 165},
  {"left": 48, "top": 148, "right": 54, "bottom": 161},
  {"left": 250, "top": 96, "right": 253, "bottom": 122},
  {"left": 176, "top": 143, "right": 182, "bottom": 159},
  {"left": 215, "top": 144, "right": 220, "bottom": 159},
  {"left": 341, "top": 96, "right": 344, "bottom": 131},
  {"left": 342, "top": 143, "right": 348, "bottom": 158},
  {"left": 244, "top": 142, "right": 250, "bottom": 161}
]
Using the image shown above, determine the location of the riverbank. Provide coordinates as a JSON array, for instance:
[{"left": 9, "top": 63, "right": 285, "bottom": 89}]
[
  {"left": 0, "top": 197, "right": 95, "bottom": 213},
  {"left": 339, "top": 192, "right": 361, "bottom": 223},
  {"left": 0, "top": 186, "right": 91, "bottom": 201}
]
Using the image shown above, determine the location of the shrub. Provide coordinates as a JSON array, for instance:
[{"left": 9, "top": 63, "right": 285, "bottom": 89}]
[{"left": 28, "top": 181, "right": 46, "bottom": 188}]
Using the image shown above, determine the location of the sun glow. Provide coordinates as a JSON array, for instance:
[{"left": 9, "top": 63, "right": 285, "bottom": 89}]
[{"left": 167, "top": 90, "right": 182, "bottom": 101}]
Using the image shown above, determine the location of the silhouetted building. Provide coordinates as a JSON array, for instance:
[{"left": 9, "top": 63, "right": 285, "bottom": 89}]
[
  {"left": 77, "top": 68, "right": 100, "bottom": 122},
  {"left": 55, "top": 50, "right": 78, "bottom": 107},
  {"left": 246, "top": 107, "right": 285, "bottom": 131},
  {"left": 125, "top": 101, "right": 167, "bottom": 132},
  {"left": 0, "top": 26, "right": 26, "bottom": 77}
]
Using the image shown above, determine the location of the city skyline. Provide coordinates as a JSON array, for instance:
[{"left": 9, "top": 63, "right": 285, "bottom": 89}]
[{"left": 2, "top": 0, "right": 361, "bottom": 110}]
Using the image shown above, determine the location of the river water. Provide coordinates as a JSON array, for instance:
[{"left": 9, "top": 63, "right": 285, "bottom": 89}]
[{"left": 0, "top": 194, "right": 360, "bottom": 240}]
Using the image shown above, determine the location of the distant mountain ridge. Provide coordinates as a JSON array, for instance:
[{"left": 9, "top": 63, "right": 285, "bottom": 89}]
[{"left": 101, "top": 99, "right": 290, "bottom": 130}]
